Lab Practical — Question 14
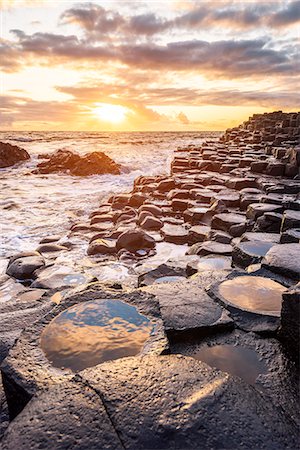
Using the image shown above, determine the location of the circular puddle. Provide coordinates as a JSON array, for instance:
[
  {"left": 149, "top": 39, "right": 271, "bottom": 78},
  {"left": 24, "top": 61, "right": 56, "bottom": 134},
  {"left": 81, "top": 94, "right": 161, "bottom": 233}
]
[
  {"left": 41, "top": 299, "right": 152, "bottom": 372},
  {"left": 218, "top": 276, "right": 285, "bottom": 314},
  {"left": 154, "top": 276, "right": 186, "bottom": 284},
  {"left": 196, "top": 257, "right": 232, "bottom": 272},
  {"left": 192, "top": 344, "right": 267, "bottom": 385}
]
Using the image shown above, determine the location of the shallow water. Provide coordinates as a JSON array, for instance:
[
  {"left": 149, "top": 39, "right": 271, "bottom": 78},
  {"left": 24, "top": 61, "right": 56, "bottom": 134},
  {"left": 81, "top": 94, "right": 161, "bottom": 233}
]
[
  {"left": 218, "top": 276, "right": 285, "bottom": 314},
  {"left": 192, "top": 344, "right": 267, "bottom": 385},
  {"left": 196, "top": 256, "right": 232, "bottom": 271},
  {"left": 41, "top": 299, "right": 153, "bottom": 372}
]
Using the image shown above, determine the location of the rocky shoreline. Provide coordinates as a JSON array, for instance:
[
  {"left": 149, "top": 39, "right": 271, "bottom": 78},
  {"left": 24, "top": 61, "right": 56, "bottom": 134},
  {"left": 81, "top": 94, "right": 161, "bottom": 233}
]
[{"left": 0, "top": 111, "right": 299, "bottom": 449}]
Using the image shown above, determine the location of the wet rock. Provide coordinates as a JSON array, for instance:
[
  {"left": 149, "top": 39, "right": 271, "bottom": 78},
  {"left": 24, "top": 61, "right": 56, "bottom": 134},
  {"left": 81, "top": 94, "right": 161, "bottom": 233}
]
[
  {"left": 254, "top": 212, "right": 283, "bottom": 233},
  {"left": 138, "top": 263, "right": 187, "bottom": 287},
  {"left": 211, "top": 213, "right": 246, "bottom": 233},
  {"left": 279, "top": 283, "right": 300, "bottom": 361},
  {"left": 143, "top": 274, "right": 232, "bottom": 340},
  {"left": 0, "top": 142, "right": 30, "bottom": 168},
  {"left": 247, "top": 203, "right": 283, "bottom": 221},
  {"left": 281, "top": 210, "right": 300, "bottom": 232},
  {"left": 251, "top": 161, "right": 269, "bottom": 173},
  {"left": 186, "top": 256, "right": 232, "bottom": 276},
  {"left": 31, "top": 265, "right": 88, "bottom": 289},
  {"left": 266, "top": 162, "right": 286, "bottom": 176},
  {"left": 0, "top": 381, "right": 123, "bottom": 450},
  {"left": 140, "top": 216, "right": 163, "bottom": 231},
  {"left": 206, "top": 230, "right": 232, "bottom": 244},
  {"left": 188, "top": 225, "right": 210, "bottom": 244},
  {"left": 232, "top": 241, "right": 275, "bottom": 269},
  {"left": 241, "top": 232, "right": 280, "bottom": 243},
  {"left": 157, "top": 178, "right": 176, "bottom": 192},
  {"left": 6, "top": 255, "right": 45, "bottom": 281},
  {"left": 34, "top": 150, "right": 120, "bottom": 176},
  {"left": 35, "top": 243, "right": 68, "bottom": 254},
  {"left": 79, "top": 354, "right": 298, "bottom": 450},
  {"left": 187, "top": 241, "right": 232, "bottom": 257},
  {"left": 139, "top": 204, "right": 162, "bottom": 217},
  {"left": 226, "top": 177, "right": 257, "bottom": 190},
  {"left": 39, "top": 235, "right": 61, "bottom": 244},
  {"left": 161, "top": 224, "right": 189, "bottom": 244},
  {"left": 262, "top": 243, "right": 300, "bottom": 280},
  {"left": 212, "top": 191, "right": 240, "bottom": 207},
  {"left": 116, "top": 229, "right": 155, "bottom": 253},
  {"left": 208, "top": 273, "right": 286, "bottom": 333},
  {"left": 280, "top": 228, "right": 300, "bottom": 243},
  {"left": 171, "top": 328, "right": 300, "bottom": 431},
  {"left": 87, "top": 239, "right": 117, "bottom": 256},
  {"left": 183, "top": 206, "right": 210, "bottom": 223},
  {"left": 128, "top": 192, "right": 147, "bottom": 207}
]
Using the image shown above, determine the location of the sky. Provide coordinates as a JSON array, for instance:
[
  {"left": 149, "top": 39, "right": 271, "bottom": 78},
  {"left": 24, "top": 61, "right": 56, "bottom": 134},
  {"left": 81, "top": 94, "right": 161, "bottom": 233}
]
[{"left": 0, "top": 0, "right": 299, "bottom": 131}]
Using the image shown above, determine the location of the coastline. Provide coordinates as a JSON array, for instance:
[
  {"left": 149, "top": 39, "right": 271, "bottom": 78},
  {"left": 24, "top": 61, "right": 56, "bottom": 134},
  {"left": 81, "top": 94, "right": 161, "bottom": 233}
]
[{"left": 0, "top": 112, "right": 299, "bottom": 448}]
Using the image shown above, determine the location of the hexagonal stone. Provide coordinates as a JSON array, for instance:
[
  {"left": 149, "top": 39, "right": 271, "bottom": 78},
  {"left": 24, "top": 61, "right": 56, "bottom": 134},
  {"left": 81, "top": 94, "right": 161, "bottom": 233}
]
[
  {"left": 232, "top": 241, "right": 275, "bottom": 269},
  {"left": 211, "top": 213, "right": 246, "bottom": 233},
  {"left": 241, "top": 232, "right": 280, "bottom": 244},
  {"left": 247, "top": 203, "right": 283, "bottom": 221},
  {"left": 187, "top": 241, "right": 232, "bottom": 257},
  {"left": 280, "top": 229, "right": 300, "bottom": 243},
  {"left": 279, "top": 283, "right": 300, "bottom": 361},
  {"left": 79, "top": 355, "right": 299, "bottom": 450},
  {"left": 6, "top": 255, "right": 45, "bottom": 281},
  {"left": 0, "top": 381, "right": 123, "bottom": 450},
  {"left": 281, "top": 210, "right": 300, "bottom": 232},
  {"left": 262, "top": 243, "right": 300, "bottom": 280},
  {"left": 143, "top": 275, "right": 232, "bottom": 340},
  {"left": 186, "top": 256, "right": 232, "bottom": 276},
  {"left": 161, "top": 224, "right": 189, "bottom": 244},
  {"left": 208, "top": 272, "right": 287, "bottom": 333},
  {"left": 187, "top": 225, "right": 210, "bottom": 244}
]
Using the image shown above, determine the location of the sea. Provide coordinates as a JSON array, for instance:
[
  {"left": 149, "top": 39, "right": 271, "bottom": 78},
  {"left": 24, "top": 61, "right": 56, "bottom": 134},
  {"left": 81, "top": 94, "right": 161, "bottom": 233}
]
[{"left": 0, "top": 131, "right": 220, "bottom": 277}]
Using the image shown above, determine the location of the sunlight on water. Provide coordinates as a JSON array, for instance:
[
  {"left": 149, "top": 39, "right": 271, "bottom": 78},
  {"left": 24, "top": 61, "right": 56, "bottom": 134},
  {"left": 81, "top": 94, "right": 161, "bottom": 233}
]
[
  {"left": 41, "top": 299, "right": 153, "bottom": 372},
  {"left": 219, "top": 276, "right": 285, "bottom": 314}
]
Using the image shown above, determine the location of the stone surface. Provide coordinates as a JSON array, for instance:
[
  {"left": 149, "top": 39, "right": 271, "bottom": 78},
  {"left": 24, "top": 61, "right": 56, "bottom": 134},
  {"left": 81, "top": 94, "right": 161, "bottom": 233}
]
[
  {"left": 79, "top": 354, "right": 299, "bottom": 450},
  {"left": 116, "top": 229, "right": 155, "bottom": 253},
  {"left": 232, "top": 241, "right": 274, "bottom": 268},
  {"left": 143, "top": 274, "right": 232, "bottom": 340},
  {"left": 6, "top": 255, "right": 45, "bottom": 281},
  {"left": 211, "top": 213, "right": 246, "bottom": 233},
  {"left": 187, "top": 241, "right": 232, "bottom": 257},
  {"left": 0, "top": 142, "right": 30, "bottom": 168},
  {"left": 262, "top": 243, "right": 300, "bottom": 280},
  {"left": 279, "top": 283, "right": 300, "bottom": 361},
  {"left": 208, "top": 272, "right": 286, "bottom": 333},
  {"left": 87, "top": 239, "right": 117, "bottom": 255},
  {"left": 34, "top": 149, "right": 120, "bottom": 176},
  {"left": 0, "top": 381, "right": 123, "bottom": 450}
]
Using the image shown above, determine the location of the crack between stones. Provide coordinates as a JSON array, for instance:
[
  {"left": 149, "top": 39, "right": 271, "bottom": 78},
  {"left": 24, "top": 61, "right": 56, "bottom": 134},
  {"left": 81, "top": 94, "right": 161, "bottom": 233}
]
[{"left": 73, "top": 374, "right": 126, "bottom": 450}]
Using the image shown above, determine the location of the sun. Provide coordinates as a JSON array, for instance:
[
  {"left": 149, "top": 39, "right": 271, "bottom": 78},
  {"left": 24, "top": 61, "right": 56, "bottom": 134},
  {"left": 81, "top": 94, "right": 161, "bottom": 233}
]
[{"left": 93, "top": 104, "right": 128, "bottom": 124}]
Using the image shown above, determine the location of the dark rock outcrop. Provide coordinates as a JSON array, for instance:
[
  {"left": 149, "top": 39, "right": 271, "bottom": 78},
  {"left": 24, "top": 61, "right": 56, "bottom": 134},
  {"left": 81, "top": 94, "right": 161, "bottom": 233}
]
[
  {"left": 33, "top": 149, "right": 120, "bottom": 176},
  {"left": 0, "top": 142, "right": 30, "bottom": 169}
]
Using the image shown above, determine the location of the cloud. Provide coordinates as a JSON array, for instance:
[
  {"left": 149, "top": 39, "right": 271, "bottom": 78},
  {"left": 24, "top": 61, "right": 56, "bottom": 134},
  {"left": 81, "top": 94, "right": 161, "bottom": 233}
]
[
  {"left": 177, "top": 111, "right": 190, "bottom": 124},
  {"left": 268, "top": 1, "right": 300, "bottom": 27},
  {"left": 5, "top": 29, "right": 298, "bottom": 78}
]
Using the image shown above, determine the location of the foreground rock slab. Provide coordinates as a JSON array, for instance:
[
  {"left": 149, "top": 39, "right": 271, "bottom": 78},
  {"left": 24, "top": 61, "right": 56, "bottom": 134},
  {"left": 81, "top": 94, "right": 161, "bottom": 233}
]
[
  {"left": 0, "top": 381, "right": 123, "bottom": 450},
  {"left": 78, "top": 354, "right": 298, "bottom": 450}
]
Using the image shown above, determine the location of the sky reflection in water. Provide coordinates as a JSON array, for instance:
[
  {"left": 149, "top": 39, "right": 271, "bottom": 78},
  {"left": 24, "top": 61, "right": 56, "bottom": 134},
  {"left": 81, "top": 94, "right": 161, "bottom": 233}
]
[
  {"left": 41, "top": 299, "right": 152, "bottom": 372},
  {"left": 219, "top": 276, "right": 285, "bottom": 314},
  {"left": 192, "top": 345, "right": 267, "bottom": 385}
]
